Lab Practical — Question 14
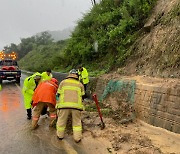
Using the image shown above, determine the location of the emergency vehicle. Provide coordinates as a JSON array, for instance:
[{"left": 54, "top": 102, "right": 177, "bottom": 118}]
[{"left": 0, "top": 51, "right": 21, "bottom": 83}]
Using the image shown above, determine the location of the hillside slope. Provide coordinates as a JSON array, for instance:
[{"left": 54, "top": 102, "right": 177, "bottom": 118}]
[
  {"left": 60, "top": 0, "right": 158, "bottom": 72},
  {"left": 18, "top": 0, "right": 179, "bottom": 78},
  {"left": 118, "top": 0, "right": 180, "bottom": 78}
]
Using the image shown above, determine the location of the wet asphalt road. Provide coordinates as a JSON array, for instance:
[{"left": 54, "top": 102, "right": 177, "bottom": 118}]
[
  {"left": 0, "top": 74, "right": 83, "bottom": 154},
  {"left": 0, "top": 74, "right": 110, "bottom": 154}
]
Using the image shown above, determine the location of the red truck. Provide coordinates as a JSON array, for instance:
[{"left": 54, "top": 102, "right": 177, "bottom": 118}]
[{"left": 0, "top": 52, "right": 21, "bottom": 84}]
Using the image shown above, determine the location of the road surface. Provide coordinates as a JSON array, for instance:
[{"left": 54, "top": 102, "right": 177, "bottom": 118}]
[{"left": 0, "top": 74, "right": 111, "bottom": 154}]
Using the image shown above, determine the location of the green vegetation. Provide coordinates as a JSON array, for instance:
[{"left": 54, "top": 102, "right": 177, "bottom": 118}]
[
  {"left": 4, "top": 32, "right": 53, "bottom": 60},
  {"left": 18, "top": 40, "right": 67, "bottom": 71},
  {"left": 3, "top": 0, "right": 157, "bottom": 74},
  {"left": 60, "top": 0, "right": 157, "bottom": 73}
]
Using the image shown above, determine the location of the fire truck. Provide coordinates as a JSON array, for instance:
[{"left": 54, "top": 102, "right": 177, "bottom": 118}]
[{"left": 0, "top": 51, "right": 21, "bottom": 84}]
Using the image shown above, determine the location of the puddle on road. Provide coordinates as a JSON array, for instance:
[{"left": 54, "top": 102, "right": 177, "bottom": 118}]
[{"left": 0, "top": 83, "right": 21, "bottom": 112}]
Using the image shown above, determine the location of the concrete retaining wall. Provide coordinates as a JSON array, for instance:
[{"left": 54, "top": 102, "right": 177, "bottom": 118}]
[
  {"left": 134, "top": 83, "right": 180, "bottom": 133},
  {"left": 93, "top": 77, "right": 180, "bottom": 134}
]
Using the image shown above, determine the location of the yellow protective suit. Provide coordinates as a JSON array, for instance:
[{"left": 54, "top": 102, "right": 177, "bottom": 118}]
[
  {"left": 78, "top": 67, "right": 89, "bottom": 84},
  {"left": 22, "top": 73, "right": 41, "bottom": 109},
  {"left": 41, "top": 72, "right": 52, "bottom": 81}
]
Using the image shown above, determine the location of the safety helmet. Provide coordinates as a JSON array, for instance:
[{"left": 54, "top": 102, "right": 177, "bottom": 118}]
[
  {"left": 69, "top": 69, "right": 78, "bottom": 75},
  {"left": 51, "top": 78, "right": 58, "bottom": 84},
  {"left": 67, "top": 69, "right": 78, "bottom": 79}
]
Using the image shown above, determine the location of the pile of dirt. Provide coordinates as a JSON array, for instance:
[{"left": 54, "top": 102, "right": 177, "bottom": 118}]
[
  {"left": 82, "top": 112, "right": 163, "bottom": 153},
  {"left": 102, "top": 92, "right": 135, "bottom": 124}
]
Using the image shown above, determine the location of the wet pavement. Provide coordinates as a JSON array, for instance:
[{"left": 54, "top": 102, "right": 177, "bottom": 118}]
[
  {"left": 0, "top": 74, "right": 111, "bottom": 154},
  {"left": 0, "top": 75, "right": 66, "bottom": 154}
]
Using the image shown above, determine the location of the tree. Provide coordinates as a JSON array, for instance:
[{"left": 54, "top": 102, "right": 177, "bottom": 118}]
[{"left": 35, "top": 31, "right": 53, "bottom": 45}]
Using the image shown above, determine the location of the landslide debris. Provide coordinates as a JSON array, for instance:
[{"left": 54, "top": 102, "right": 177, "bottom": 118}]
[
  {"left": 119, "top": 0, "right": 180, "bottom": 78},
  {"left": 81, "top": 112, "right": 162, "bottom": 154}
]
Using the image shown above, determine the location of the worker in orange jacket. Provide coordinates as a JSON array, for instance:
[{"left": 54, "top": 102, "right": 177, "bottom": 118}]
[{"left": 32, "top": 78, "right": 58, "bottom": 129}]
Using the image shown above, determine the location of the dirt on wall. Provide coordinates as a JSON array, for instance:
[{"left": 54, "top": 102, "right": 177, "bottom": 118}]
[{"left": 86, "top": 75, "right": 180, "bottom": 153}]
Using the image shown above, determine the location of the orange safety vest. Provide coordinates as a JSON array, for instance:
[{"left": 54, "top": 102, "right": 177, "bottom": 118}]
[{"left": 32, "top": 80, "right": 58, "bottom": 107}]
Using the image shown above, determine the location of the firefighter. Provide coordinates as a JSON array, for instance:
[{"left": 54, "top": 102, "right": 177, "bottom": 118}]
[
  {"left": 78, "top": 66, "right": 89, "bottom": 92},
  {"left": 56, "top": 69, "right": 85, "bottom": 143},
  {"left": 41, "top": 69, "right": 53, "bottom": 81},
  {"left": 22, "top": 72, "right": 42, "bottom": 120},
  {"left": 31, "top": 78, "right": 58, "bottom": 129}
]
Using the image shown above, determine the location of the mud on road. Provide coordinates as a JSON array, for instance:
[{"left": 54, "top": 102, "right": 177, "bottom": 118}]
[{"left": 82, "top": 111, "right": 180, "bottom": 154}]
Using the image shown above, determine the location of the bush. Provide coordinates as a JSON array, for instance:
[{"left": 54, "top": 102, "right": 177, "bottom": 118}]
[{"left": 61, "top": 0, "right": 157, "bottom": 72}]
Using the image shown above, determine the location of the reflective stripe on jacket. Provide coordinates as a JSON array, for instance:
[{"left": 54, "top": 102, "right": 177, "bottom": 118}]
[
  {"left": 32, "top": 80, "right": 58, "bottom": 107},
  {"left": 56, "top": 78, "right": 85, "bottom": 110},
  {"left": 78, "top": 67, "right": 89, "bottom": 84}
]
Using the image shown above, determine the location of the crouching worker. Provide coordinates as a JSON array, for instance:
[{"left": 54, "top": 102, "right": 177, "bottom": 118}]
[
  {"left": 32, "top": 78, "right": 58, "bottom": 130},
  {"left": 22, "top": 72, "right": 42, "bottom": 120},
  {"left": 56, "top": 69, "right": 85, "bottom": 143}
]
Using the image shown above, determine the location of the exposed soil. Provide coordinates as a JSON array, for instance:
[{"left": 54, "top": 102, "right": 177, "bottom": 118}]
[
  {"left": 81, "top": 111, "right": 180, "bottom": 154},
  {"left": 114, "top": 0, "right": 180, "bottom": 79},
  {"left": 100, "top": 74, "right": 180, "bottom": 88}
]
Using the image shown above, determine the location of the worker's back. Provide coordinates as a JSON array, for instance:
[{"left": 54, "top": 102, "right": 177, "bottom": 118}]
[
  {"left": 56, "top": 78, "right": 85, "bottom": 110},
  {"left": 32, "top": 80, "right": 58, "bottom": 107}
]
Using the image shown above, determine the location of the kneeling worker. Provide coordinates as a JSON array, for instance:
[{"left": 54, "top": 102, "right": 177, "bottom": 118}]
[
  {"left": 56, "top": 69, "right": 85, "bottom": 143},
  {"left": 32, "top": 78, "right": 58, "bottom": 129}
]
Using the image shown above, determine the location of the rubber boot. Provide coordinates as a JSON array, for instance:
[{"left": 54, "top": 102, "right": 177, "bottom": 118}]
[{"left": 27, "top": 108, "right": 32, "bottom": 120}]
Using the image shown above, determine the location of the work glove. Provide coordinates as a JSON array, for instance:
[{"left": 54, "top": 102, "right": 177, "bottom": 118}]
[{"left": 56, "top": 93, "right": 60, "bottom": 101}]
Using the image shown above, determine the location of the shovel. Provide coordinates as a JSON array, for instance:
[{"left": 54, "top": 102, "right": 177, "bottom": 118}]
[{"left": 92, "top": 94, "right": 105, "bottom": 129}]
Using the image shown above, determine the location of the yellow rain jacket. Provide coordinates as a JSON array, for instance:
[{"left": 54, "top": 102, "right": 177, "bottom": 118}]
[
  {"left": 41, "top": 72, "right": 52, "bottom": 81},
  {"left": 78, "top": 67, "right": 89, "bottom": 84},
  {"left": 22, "top": 73, "right": 41, "bottom": 109},
  {"left": 56, "top": 78, "right": 85, "bottom": 110}
]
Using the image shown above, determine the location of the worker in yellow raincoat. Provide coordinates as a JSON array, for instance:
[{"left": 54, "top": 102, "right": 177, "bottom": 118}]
[
  {"left": 41, "top": 69, "right": 52, "bottom": 81},
  {"left": 78, "top": 66, "right": 89, "bottom": 99},
  {"left": 22, "top": 72, "right": 42, "bottom": 120},
  {"left": 78, "top": 66, "right": 89, "bottom": 91}
]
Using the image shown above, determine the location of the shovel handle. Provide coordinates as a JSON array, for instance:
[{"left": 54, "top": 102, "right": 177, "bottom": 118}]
[{"left": 92, "top": 94, "right": 103, "bottom": 122}]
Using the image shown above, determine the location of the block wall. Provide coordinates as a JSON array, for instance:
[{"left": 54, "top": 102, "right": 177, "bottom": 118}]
[
  {"left": 93, "top": 78, "right": 180, "bottom": 133},
  {"left": 134, "top": 83, "right": 180, "bottom": 133}
]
